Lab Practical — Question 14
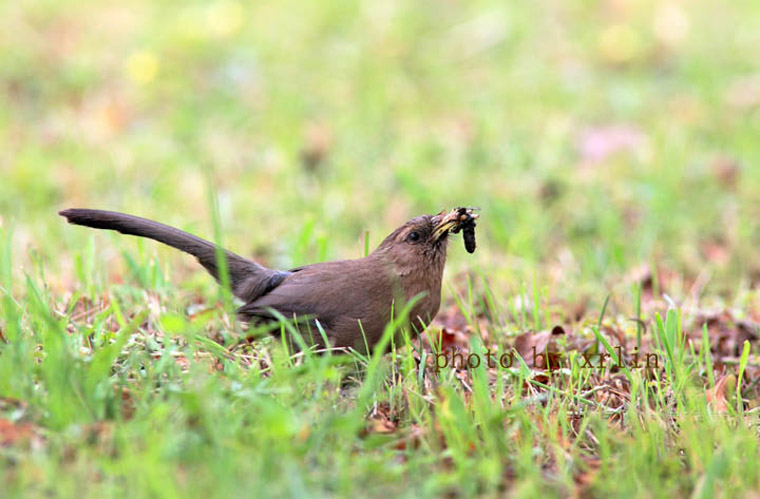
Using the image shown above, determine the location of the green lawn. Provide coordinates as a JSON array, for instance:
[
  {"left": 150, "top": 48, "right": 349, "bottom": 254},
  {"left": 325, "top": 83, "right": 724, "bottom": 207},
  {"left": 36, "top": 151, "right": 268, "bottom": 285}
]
[{"left": 3, "top": 0, "right": 760, "bottom": 496}]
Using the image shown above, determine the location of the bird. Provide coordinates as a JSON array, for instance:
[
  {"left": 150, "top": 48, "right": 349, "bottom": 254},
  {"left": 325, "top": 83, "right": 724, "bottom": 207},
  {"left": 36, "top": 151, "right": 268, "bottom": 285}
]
[{"left": 59, "top": 207, "right": 478, "bottom": 353}]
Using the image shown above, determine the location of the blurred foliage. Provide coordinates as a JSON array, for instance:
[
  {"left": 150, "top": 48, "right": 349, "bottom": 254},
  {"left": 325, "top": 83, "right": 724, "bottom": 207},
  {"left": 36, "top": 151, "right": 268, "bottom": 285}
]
[
  {"left": 3, "top": 0, "right": 760, "bottom": 293},
  {"left": 3, "top": 0, "right": 760, "bottom": 496}
]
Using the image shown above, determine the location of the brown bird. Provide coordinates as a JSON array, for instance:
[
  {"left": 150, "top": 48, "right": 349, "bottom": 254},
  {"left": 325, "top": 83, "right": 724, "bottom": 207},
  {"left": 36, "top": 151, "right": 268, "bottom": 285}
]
[{"left": 59, "top": 208, "right": 478, "bottom": 353}]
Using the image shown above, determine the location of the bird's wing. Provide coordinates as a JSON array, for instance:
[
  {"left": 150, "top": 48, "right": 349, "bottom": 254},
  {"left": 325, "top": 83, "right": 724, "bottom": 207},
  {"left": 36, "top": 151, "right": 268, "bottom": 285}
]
[
  {"left": 237, "top": 259, "right": 396, "bottom": 348},
  {"left": 238, "top": 260, "right": 361, "bottom": 319}
]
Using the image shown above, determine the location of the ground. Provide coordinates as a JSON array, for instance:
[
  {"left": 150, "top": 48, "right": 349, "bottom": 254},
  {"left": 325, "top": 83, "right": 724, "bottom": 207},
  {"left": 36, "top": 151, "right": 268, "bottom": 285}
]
[{"left": 2, "top": 0, "right": 760, "bottom": 496}]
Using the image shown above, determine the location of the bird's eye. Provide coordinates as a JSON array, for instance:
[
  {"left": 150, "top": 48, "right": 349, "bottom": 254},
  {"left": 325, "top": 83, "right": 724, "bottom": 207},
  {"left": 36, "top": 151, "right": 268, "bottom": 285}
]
[{"left": 407, "top": 231, "right": 421, "bottom": 242}]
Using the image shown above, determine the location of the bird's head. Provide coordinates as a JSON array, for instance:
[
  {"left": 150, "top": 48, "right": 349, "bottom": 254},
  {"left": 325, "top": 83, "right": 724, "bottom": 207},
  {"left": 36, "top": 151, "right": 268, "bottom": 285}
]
[{"left": 374, "top": 208, "right": 478, "bottom": 272}]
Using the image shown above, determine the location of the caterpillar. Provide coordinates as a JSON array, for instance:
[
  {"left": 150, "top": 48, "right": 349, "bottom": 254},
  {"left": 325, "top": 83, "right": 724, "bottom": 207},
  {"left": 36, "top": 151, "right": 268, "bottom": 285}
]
[{"left": 452, "top": 207, "right": 478, "bottom": 254}]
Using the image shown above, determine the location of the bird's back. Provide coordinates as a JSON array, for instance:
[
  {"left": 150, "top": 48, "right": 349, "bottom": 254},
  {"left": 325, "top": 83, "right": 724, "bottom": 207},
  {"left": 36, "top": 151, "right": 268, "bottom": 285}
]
[{"left": 239, "top": 257, "right": 402, "bottom": 350}]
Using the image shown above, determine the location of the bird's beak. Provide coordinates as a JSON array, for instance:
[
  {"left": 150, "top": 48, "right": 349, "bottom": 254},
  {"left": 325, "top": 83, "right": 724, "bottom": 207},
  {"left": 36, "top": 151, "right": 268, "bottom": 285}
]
[
  {"left": 432, "top": 214, "right": 459, "bottom": 241},
  {"left": 432, "top": 208, "right": 479, "bottom": 241}
]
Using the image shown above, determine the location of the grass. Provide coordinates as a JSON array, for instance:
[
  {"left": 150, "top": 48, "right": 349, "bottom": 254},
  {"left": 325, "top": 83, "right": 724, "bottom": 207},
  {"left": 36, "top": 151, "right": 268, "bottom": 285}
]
[{"left": 3, "top": 0, "right": 760, "bottom": 496}]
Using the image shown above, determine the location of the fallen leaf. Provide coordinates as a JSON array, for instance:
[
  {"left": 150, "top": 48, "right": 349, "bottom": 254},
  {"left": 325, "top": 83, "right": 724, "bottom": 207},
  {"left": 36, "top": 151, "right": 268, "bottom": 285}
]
[
  {"left": 514, "top": 330, "right": 564, "bottom": 369},
  {"left": 0, "top": 418, "right": 39, "bottom": 447},
  {"left": 393, "top": 425, "right": 426, "bottom": 451},
  {"left": 366, "top": 403, "right": 397, "bottom": 435},
  {"left": 705, "top": 375, "right": 732, "bottom": 413}
]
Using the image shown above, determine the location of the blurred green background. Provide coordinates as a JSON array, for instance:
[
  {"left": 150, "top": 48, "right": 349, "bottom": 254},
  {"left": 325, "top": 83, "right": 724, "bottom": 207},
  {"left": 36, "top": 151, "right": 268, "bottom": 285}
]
[
  {"left": 3, "top": 0, "right": 760, "bottom": 301},
  {"left": 5, "top": 1, "right": 760, "bottom": 496}
]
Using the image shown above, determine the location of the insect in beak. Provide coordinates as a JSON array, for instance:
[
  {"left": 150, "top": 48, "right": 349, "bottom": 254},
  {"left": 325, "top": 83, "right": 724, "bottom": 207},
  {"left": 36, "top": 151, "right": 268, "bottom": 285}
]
[{"left": 432, "top": 207, "right": 479, "bottom": 252}]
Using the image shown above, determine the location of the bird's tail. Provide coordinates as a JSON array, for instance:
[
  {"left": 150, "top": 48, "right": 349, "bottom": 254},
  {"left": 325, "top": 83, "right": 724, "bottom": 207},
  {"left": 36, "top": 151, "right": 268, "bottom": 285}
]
[{"left": 59, "top": 209, "right": 286, "bottom": 300}]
